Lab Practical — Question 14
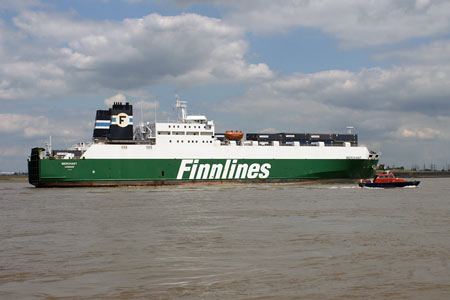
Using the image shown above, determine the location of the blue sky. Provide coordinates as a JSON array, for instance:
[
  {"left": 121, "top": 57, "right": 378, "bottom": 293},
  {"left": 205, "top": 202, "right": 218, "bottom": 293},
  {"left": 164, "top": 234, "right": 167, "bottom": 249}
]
[{"left": 1, "top": 0, "right": 450, "bottom": 171}]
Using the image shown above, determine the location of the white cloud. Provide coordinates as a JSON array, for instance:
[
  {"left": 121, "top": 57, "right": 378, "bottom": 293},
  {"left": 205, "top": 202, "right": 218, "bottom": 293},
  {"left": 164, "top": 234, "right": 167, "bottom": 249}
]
[
  {"left": 375, "top": 39, "right": 450, "bottom": 64},
  {"left": 0, "top": 114, "right": 50, "bottom": 137},
  {"left": 219, "top": 65, "right": 450, "bottom": 116},
  {"left": 0, "top": 146, "right": 28, "bottom": 157},
  {"left": 175, "top": 0, "right": 450, "bottom": 48},
  {"left": 0, "top": 11, "right": 272, "bottom": 101},
  {"left": 396, "top": 127, "right": 449, "bottom": 140},
  {"left": 0, "top": 113, "right": 90, "bottom": 140},
  {"left": 104, "top": 93, "right": 128, "bottom": 107}
]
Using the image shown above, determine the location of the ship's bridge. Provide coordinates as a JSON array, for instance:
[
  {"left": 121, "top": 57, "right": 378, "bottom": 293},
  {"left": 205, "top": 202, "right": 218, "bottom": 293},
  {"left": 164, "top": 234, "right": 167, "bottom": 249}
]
[
  {"left": 148, "top": 99, "right": 216, "bottom": 145},
  {"left": 152, "top": 118, "right": 215, "bottom": 145},
  {"left": 186, "top": 115, "right": 207, "bottom": 123}
]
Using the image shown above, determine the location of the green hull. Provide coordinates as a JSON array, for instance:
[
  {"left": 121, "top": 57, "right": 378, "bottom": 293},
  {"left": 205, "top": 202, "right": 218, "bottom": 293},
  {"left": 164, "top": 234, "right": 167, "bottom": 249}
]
[{"left": 28, "top": 156, "right": 377, "bottom": 187}]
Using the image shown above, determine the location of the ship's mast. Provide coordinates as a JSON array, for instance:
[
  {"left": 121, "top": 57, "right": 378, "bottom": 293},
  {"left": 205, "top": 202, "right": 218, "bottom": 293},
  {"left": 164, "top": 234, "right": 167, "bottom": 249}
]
[
  {"left": 346, "top": 126, "right": 354, "bottom": 134},
  {"left": 175, "top": 95, "right": 187, "bottom": 122},
  {"left": 45, "top": 136, "right": 52, "bottom": 156}
]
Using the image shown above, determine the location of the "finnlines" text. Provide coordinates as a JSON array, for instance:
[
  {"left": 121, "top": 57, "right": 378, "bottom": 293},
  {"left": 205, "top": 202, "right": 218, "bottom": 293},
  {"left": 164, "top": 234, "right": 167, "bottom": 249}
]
[{"left": 177, "top": 159, "right": 271, "bottom": 180}]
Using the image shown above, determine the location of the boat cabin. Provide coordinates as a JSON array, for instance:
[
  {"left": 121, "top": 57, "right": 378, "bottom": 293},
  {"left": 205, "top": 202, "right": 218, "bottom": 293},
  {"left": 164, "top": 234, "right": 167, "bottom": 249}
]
[{"left": 373, "top": 171, "right": 404, "bottom": 183}]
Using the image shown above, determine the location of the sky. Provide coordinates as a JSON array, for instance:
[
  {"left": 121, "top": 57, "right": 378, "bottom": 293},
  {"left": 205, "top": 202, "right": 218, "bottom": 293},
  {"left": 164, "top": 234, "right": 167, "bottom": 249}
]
[{"left": 1, "top": 0, "right": 450, "bottom": 172}]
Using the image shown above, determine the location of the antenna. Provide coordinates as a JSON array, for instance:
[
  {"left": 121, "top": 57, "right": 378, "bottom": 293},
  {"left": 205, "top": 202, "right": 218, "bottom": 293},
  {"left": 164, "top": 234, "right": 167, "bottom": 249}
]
[{"left": 140, "top": 102, "right": 144, "bottom": 125}]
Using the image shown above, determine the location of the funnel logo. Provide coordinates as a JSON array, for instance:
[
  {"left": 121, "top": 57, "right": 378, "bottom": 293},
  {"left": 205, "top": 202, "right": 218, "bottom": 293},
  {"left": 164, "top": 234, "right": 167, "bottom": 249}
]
[{"left": 111, "top": 113, "right": 133, "bottom": 128}]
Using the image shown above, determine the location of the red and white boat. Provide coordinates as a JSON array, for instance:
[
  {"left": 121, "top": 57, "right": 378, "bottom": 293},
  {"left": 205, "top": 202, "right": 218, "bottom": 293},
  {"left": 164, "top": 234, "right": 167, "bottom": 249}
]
[{"left": 359, "top": 171, "right": 420, "bottom": 188}]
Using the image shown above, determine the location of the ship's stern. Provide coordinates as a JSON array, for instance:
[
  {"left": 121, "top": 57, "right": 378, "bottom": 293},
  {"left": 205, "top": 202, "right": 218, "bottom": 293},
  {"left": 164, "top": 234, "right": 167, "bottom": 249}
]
[{"left": 28, "top": 147, "right": 44, "bottom": 187}]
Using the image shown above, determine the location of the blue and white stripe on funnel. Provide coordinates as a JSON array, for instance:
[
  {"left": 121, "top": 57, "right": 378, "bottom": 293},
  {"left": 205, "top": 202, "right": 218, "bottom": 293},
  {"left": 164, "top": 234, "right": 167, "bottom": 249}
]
[{"left": 95, "top": 120, "right": 110, "bottom": 129}]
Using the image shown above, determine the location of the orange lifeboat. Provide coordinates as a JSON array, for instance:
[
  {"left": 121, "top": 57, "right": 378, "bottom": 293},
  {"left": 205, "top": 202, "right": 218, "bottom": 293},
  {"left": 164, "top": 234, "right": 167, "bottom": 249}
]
[{"left": 225, "top": 130, "right": 244, "bottom": 140}]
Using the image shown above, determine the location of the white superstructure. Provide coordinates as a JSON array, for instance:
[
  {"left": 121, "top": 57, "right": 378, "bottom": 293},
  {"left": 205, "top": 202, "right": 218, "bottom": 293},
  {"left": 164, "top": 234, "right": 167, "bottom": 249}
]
[{"left": 81, "top": 101, "right": 378, "bottom": 161}]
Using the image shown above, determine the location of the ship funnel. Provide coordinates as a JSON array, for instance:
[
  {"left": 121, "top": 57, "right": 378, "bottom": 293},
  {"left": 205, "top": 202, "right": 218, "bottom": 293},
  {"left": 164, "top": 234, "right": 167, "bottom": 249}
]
[
  {"left": 93, "top": 108, "right": 112, "bottom": 140},
  {"left": 109, "top": 102, "right": 133, "bottom": 140}
]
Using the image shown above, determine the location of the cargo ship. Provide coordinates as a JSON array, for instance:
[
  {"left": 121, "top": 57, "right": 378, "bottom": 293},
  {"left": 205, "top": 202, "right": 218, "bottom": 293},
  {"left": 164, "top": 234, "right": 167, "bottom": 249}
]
[{"left": 28, "top": 100, "right": 379, "bottom": 187}]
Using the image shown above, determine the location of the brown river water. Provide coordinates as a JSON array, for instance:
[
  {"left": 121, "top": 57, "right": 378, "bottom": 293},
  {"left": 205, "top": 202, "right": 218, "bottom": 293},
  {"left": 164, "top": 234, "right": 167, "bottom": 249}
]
[{"left": 1, "top": 179, "right": 449, "bottom": 299}]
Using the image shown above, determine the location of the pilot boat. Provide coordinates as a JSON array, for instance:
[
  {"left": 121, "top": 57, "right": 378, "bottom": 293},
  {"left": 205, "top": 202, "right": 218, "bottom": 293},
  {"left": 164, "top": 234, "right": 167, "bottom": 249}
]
[{"left": 359, "top": 171, "right": 420, "bottom": 188}]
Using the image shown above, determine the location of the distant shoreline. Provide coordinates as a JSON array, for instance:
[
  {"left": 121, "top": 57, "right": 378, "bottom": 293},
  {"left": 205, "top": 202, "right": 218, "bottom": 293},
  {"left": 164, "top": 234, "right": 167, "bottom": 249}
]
[
  {"left": 0, "top": 175, "right": 28, "bottom": 181},
  {"left": 381, "top": 170, "right": 450, "bottom": 178}
]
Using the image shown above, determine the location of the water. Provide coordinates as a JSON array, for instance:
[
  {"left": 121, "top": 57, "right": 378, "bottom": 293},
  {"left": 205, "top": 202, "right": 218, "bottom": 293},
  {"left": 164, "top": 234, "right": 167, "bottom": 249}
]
[{"left": 1, "top": 179, "right": 449, "bottom": 299}]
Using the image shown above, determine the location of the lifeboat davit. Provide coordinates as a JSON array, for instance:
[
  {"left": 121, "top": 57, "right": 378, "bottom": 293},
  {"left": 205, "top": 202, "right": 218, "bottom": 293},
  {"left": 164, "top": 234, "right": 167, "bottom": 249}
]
[{"left": 225, "top": 130, "right": 244, "bottom": 140}]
